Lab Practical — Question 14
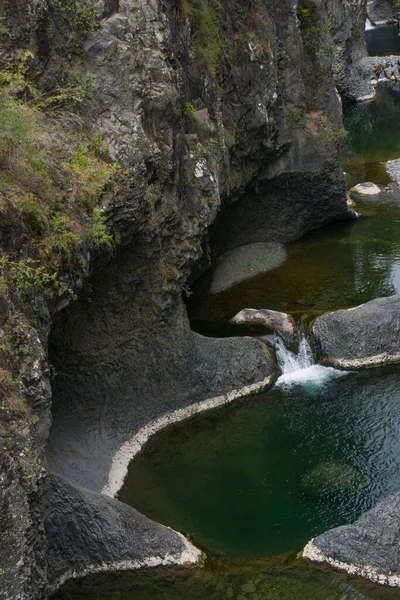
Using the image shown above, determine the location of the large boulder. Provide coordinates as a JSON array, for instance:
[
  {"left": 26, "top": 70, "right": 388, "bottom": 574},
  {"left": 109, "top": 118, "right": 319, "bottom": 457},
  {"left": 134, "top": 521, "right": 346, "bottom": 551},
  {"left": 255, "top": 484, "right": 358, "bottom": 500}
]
[
  {"left": 312, "top": 295, "right": 400, "bottom": 369},
  {"left": 303, "top": 492, "right": 400, "bottom": 586},
  {"left": 368, "top": 0, "right": 398, "bottom": 25}
]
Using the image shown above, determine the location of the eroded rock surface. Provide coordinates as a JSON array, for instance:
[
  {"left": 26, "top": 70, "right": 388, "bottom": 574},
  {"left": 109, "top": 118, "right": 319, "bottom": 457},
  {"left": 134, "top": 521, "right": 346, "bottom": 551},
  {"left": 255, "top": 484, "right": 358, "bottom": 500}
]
[
  {"left": 0, "top": 0, "right": 365, "bottom": 596},
  {"left": 312, "top": 295, "right": 400, "bottom": 368},
  {"left": 210, "top": 244, "right": 287, "bottom": 294},
  {"left": 304, "top": 492, "right": 400, "bottom": 586},
  {"left": 230, "top": 308, "right": 296, "bottom": 347},
  {"left": 45, "top": 475, "right": 202, "bottom": 592}
]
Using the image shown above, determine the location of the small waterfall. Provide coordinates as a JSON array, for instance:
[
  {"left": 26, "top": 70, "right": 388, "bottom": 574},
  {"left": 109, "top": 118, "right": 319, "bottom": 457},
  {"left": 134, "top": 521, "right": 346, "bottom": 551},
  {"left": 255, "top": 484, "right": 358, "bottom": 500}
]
[
  {"left": 365, "top": 18, "right": 375, "bottom": 31},
  {"left": 268, "top": 333, "right": 313, "bottom": 373},
  {"left": 265, "top": 333, "right": 347, "bottom": 388}
]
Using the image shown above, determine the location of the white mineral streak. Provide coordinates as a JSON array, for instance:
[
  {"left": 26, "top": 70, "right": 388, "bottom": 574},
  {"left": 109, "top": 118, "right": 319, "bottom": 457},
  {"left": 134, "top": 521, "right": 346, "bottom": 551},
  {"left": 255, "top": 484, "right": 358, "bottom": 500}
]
[
  {"left": 325, "top": 352, "right": 400, "bottom": 369},
  {"left": 50, "top": 532, "right": 202, "bottom": 593},
  {"left": 303, "top": 540, "right": 400, "bottom": 587},
  {"left": 102, "top": 375, "right": 274, "bottom": 498}
]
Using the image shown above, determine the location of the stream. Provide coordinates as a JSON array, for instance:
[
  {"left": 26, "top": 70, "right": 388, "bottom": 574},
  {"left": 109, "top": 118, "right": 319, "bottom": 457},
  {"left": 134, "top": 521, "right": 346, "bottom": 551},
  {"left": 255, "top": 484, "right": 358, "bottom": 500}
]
[{"left": 53, "top": 27, "right": 400, "bottom": 600}]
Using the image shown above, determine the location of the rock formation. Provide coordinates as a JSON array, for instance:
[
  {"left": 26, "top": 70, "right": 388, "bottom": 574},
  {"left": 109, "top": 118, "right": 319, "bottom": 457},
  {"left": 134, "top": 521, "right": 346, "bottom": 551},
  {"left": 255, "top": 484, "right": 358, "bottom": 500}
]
[
  {"left": 312, "top": 294, "right": 400, "bottom": 369},
  {"left": 0, "top": 0, "right": 366, "bottom": 597}
]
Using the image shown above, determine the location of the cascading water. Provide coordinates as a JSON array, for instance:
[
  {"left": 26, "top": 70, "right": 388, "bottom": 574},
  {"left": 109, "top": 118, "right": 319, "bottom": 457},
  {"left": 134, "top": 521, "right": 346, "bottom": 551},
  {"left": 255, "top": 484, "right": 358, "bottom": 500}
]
[
  {"left": 265, "top": 333, "right": 347, "bottom": 388},
  {"left": 365, "top": 18, "right": 375, "bottom": 31}
]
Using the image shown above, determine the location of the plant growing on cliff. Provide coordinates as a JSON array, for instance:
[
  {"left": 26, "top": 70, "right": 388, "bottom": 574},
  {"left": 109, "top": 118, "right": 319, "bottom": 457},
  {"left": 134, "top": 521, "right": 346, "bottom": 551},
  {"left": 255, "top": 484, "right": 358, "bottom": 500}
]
[
  {"left": 0, "top": 256, "right": 62, "bottom": 299},
  {"left": 87, "top": 207, "right": 113, "bottom": 249},
  {"left": 57, "top": 0, "right": 99, "bottom": 55},
  {"left": 183, "top": 0, "right": 221, "bottom": 71},
  {"left": 184, "top": 101, "right": 196, "bottom": 118}
]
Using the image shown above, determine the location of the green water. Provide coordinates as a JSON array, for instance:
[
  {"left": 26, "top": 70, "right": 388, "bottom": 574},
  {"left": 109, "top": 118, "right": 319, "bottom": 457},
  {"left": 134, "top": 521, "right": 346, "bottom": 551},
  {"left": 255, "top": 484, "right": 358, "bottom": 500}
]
[
  {"left": 54, "top": 85, "right": 400, "bottom": 600},
  {"left": 187, "top": 84, "right": 400, "bottom": 332},
  {"left": 365, "top": 25, "right": 400, "bottom": 57},
  {"left": 120, "top": 371, "right": 400, "bottom": 560},
  {"left": 53, "top": 554, "right": 400, "bottom": 600}
]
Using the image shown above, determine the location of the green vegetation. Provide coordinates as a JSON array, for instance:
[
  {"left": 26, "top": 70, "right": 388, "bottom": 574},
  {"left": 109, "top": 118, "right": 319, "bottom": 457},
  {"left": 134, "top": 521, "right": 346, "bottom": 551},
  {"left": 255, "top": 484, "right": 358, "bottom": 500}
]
[
  {"left": 297, "top": 0, "right": 334, "bottom": 103},
  {"left": 0, "top": 52, "right": 116, "bottom": 307},
  {"left": 57, "top": 0, "right": 99, "bottom": 56},
  {"left": 0, "top": 51, "right": 95, "bottom": 110},
  {"left": 184, "top": 101, "right": 196, "bottom": 118},
  {"left": 0, "top": 257, "right": 62, "bottom": 300},
  {"left": 183, "top": 0, "right": 221, "bottom": 71},
  {"left": 87, "top": 207, "right": 113, "bottom": 249},
  {"left": 288, "top": 108, "right": 305, "bottom": 130}
]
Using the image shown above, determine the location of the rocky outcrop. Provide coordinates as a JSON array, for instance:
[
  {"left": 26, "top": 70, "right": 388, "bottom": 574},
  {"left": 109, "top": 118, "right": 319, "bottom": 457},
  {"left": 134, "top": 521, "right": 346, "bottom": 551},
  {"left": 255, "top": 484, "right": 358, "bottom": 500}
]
[
  {"left": 312, "top": 295, "right": 400, "bottom": 368},
  {"left": 0, "top": 0, "right": 365, "bottom": 597},
  {"left": 303, "top": 492, "right": 400, "bottom": 586},
  {"left": 329, "top": 0, "right": 372, "bottom": 101},
  {"left": 368, "top": 0, "right": 399, "bottom": 25},
  {"left": 230, "top": 308, "right": 296, "bottom": 347},
  {"left": 45, "top": 475, "right": 202, "bottom": 592}
]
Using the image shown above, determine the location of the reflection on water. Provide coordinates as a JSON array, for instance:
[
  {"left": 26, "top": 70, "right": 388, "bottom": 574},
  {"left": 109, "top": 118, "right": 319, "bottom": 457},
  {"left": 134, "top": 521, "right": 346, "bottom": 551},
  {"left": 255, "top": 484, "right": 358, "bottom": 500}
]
[
  {"left": 119, "top": 371, "right": 400, "bottom": 560},
  {"left": 187, "top": 85, "right": 400, "bottom": 330},
  {"left": 52, "top": 553, "right": 400, "bottom": 600}
]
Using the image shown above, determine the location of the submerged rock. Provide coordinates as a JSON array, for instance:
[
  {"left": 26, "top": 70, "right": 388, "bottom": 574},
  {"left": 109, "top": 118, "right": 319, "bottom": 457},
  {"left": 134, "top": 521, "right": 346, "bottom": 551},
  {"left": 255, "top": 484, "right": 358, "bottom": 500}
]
[
  {"left": 301, "top": 462, "right": 368, "bottom": 496},
  {"left": 312, "top": 295, "right": 400, "bottom": 369},
  {"left": 210, "top": 243, "right": 287, "bottom": 294},
  {"left": 350, "top": 182, "right": 381, "bottom": 196},
  {"left": 303, "top": 492, "right": 400, "bottom": 586},
  {"left": 230, "top": 308, "right": 295, "bottom": 347}
]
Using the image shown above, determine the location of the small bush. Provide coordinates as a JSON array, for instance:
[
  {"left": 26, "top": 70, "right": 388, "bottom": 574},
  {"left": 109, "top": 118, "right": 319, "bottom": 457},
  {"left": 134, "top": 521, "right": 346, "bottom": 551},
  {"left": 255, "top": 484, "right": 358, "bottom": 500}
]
[
  {"left": 87, "top": 207, "right": 113, "bottom": 249},
  {"left": 19, "top": 195, "right": 45, "bottom": 229},
  {"left": 184, "top": 101, "right": 196, "bottom": 118},
  {"left": 70, "top": 143, "right": 90, "bottom": 174}
]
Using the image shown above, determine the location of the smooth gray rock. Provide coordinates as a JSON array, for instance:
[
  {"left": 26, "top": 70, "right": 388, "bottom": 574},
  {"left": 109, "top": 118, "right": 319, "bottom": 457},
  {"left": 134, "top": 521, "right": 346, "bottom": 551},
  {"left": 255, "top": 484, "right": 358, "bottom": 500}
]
[
  {"left": 312, "top": 295, "right": 400, "bottom": 369},
  {"left": 230, "top": 308, "right": 296, "bottom": 346},
  {"left": 303, "top": 492, "right": 400, "bottom": 586},
  {"left": 350, "top": 182, "right": 381, "bottom": 195},
  {"left": 210, "top": 244, "right": 287, "bottom": 294}
]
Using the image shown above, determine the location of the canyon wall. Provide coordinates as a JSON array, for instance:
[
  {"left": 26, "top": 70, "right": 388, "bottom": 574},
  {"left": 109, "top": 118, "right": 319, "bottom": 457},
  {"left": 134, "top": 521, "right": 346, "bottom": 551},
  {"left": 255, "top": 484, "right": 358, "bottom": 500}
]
[{"left": 0, "top": 0, "right": 364, "bottom": 597}]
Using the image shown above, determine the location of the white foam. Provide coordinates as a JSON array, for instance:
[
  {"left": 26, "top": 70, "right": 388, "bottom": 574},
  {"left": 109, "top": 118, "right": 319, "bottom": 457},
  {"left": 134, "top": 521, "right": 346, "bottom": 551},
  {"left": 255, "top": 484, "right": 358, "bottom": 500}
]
[
  {"left": 265, "top": 334, "right": 313, "bottom": 373},
  {"left": 365, "top": 18, "right": 375, "bottom": 31},
  {"left": 265, "top": 333, "right": 347, "bottom": 388},
  {"left": 276, "top": 364, "right": 347, "bottom": 388}
]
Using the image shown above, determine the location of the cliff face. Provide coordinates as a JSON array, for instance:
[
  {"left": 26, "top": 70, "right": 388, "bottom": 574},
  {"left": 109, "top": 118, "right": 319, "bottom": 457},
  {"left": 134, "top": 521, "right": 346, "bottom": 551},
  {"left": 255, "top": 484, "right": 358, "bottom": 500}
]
[{"left": 0, "top": 0, "right": 362, "bottom": 598}]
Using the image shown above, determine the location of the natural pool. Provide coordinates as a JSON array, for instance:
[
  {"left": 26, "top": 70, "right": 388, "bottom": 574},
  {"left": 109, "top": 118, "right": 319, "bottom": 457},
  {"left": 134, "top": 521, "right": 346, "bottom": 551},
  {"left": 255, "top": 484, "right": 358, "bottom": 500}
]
[
  {"left": 53, "top": 77, "right": 400, "bottom": 600},
  {"left": 119, "top": 370, "right": 400, "bottom": 560},
  {"left": 365, "top": 24, "right": 400, "bottom": 57}
]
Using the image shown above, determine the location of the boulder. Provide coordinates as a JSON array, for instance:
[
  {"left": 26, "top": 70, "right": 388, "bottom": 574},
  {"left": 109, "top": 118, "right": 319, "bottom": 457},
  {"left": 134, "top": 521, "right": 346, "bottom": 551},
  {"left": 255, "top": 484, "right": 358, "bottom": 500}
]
[
  {"left": 350, "top": 182, "right": 381, "bottom": 196},
  {"left": 209, "top": 243, "right": 287, "bottom": 294},
  {"left": 312, "top": 295, "right": 400, "bottom": 369},
  {"left": 303, "top": 492, "right": 400, "bottom": 586},
  {"left": 230, "top": 308, "right": 296, "bottom": 346}
]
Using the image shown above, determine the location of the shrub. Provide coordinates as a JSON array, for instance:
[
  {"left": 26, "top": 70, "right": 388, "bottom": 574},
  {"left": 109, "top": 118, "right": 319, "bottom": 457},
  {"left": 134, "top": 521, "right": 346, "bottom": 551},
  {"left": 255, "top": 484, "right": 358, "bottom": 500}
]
[{"left": 87, "top": 207, "right": 113, "bottom": 249}]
